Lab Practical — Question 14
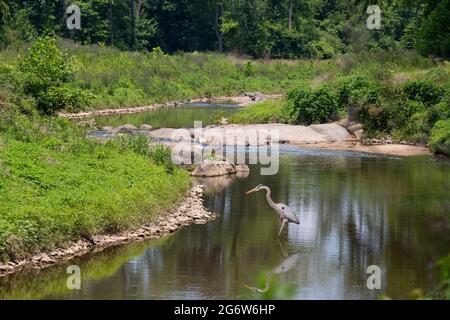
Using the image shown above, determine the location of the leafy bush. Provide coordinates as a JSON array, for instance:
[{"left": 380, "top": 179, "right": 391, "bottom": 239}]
[
  {"left": 17, "top": 37, "right": 89, "bottom": 114},
  {"left": 436, "top": 253, "right": 450, "bottom": 299},
  {"left": 287, "top": 85, "right": 339, "bottom": 125},
  {"left": 393, "top": 111, "right": 429, "bottom": 142},
  {"left": 149, "top": 143, "right": 174, "bottom": 172},
  {"left": 110, "top": 134, "right": 151, "bottom": 157},
  {"left": 210, "top": 110, "right": 226, "bottom": 125},
  {"left": 358, "top": 103, "right": 390, "bottom": 135},
  {"left": 243, "top": 61, "right": 256, "bottom": 77},
  {"left": 429, "top": 119, "right": 450, "bottom": 155},
  {"left": 230, "top": 99, "right": 288, "bottom": 124},
  {"left": 336, "top": 74, "right": 381, "bottom": 109},
  {"left": 402, "top": 79, "right": 444, "bottom": 106}
]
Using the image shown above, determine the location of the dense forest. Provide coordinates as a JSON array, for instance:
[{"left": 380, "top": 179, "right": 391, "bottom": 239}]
[{"left": 0, "top": 0, "right": 449, "bottom": 58}]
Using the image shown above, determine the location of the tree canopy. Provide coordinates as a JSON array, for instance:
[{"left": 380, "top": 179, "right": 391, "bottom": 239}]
[{"left": 0, "top": 0, "right": 448, "bottom": 58}]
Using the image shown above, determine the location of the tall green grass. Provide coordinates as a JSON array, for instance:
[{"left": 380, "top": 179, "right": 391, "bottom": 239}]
[
  {"left": 60, "top": 40, "right": 339, "bottom": 109},
  {"left": 0, "top": 111, "right": 191, "bottom": 262}
]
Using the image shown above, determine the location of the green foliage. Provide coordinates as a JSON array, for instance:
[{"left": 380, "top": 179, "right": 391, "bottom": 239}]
[
  {"left": 416, "top": 0, "right": 450, "bottom": 58},
  {"left": 402, "top": 79, "right": 445, "bottom": 106},
  {"left": 230, "top": 99, "right": 288, "bottom": 124},
  {"left": 18, "top": 37, "right": 89, "bottom": 114},
  {"left": 148, "top": 143, "right": 175, "bottom": 172},
  {"left": 429, "top": 119, "right": 450, "bottom": 155},
  {"left": 287, "top": 85, "right": 339, "bottom": 125},
  {"left": 243, "top": 61, "right": 256, "bottom": 77},
  {"left": 109, "top": 134, "right": 151, "bottom": 157},
  {"left": 0, "top": 0, "right": 448, "bottom": 59},
  {"left": 210, "top": 110, "right": 226, "bottom": 125},
  {"left": 0, "top": 111, "right": 190, "bottom": 262},
  {"left": 50, "top": 41, "right": 321, "bottom": 109},
  {"left": 0, "top": 37, "right": 90, "bottom": 114},
  {"left": 336, "top": 74, "right": 381, "bottom": 109},
  {"left": 436, "top": 253, "right": 450, "bottom": 299}
]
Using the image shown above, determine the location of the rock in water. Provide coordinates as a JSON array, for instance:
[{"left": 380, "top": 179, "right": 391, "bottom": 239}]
[
  {"left": 140, "top": 124, "right": 153, "bottom": 130},
  {"left": 117, "top": 124, "right": 137, "bottom": 133},
  {"left": 235, "top": 164, "right": 250, "bottom": 172},
  {"left": 191, "top": 160, "right": 248, "bottom": 177}
]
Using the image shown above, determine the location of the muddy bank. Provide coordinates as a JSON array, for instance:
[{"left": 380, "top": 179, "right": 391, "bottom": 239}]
[
  {"left": 0, "top": 184, "right": 215, "bottom": 277},
  {"left": 59, "top": 93, "right": 281, "bottom": 120}
]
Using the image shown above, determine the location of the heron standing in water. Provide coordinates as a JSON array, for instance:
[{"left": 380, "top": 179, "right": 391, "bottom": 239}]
[{"left": 246, "top": 184, "right": 300, "bottom": 236}]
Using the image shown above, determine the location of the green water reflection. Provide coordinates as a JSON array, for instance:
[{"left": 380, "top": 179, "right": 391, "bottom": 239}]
[{"left": 95, "top": 104, "right": 240, "bottom": 129}]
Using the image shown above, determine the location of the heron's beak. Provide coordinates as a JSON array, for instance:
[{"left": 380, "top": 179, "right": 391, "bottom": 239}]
[
  {"left": 246, "top": 187, "right": 258, "bottom": 194},
  {"left": 242, "top": 284, "right": 257, "bottom": 291}
]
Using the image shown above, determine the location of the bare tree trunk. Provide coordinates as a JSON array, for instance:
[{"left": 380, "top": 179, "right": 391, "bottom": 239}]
[
  {"left": 130, "top": 0, "right": 136, "bottom": 50},
  {"left": 215, "top": 2, "right": 223, "bottom": 52},
  {"left": 288, "top": 0, "right": 293, "bottom": 30},
  {"left": 136, "top": 0, "right": 143, "bottom": 22},
  {"left": 110, "top": 0, "right": 114, "bottom": 46}
]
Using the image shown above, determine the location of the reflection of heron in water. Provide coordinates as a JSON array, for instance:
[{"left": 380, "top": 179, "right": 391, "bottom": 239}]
[
  {"left": 246, "top": 185, "right": 300, "bottom": 236},
  {"left": 243, "top": 243, "right": 301, "bottom": 293}
]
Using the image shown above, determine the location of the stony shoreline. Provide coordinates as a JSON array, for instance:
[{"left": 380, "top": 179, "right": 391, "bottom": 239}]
[
  {"left": 0, "top": 184, "right": 215, "bottom": 277},
  {"left": 58, "top": 93, "right": 281, "bottom": 119}
]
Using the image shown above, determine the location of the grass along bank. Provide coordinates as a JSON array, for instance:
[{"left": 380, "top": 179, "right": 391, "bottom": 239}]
[
  {"left": 230, "top": 55, "right": 450, "bottom": 156},
  {"left": 0, "top": 38, "right": 336, "bottom": 112},
  {"left": 0, "top": 38, "right": 197, "bottom": 264},
  {"left": 0, "top": 110, "right": 191, "bottom": 263}
]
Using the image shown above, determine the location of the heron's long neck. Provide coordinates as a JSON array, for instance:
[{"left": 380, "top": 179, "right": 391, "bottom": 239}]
[{"left": 263, "top": 187, "right": 276, "bottom": 208}]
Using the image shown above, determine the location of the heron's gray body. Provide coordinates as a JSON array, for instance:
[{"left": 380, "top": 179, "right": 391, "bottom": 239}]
[{"left": 247, "top": 184, "right": 300, "bottom": 236}]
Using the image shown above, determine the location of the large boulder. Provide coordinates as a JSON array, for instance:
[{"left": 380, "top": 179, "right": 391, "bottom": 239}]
[
  {"left": 347, "top": 123, "right": 363, "bottom": 134},
  {"left": 140, "top": 124, "right": 153, "bottom": 130},
  {"left": 191, "top": 161, "right": 230, "bottom": 177},
  {"left": 117, "top": 124, "right": 137, "bottom": 133},
  {"left": 191, "top": 160, "right": 250, "bottom": 177},
  {"left": 309, "top": 123, "right": 354, "bottom": 142}
]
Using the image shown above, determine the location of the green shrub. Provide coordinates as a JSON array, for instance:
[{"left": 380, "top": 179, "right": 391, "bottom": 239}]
[
  {"left": 359, "top": 103, "right": 390, "bottom": 135},
  {"left": 336, "top": 74, "right": 381, "bottom": 109},
  {"left": 429, "top": 119, "right": 450, "bottom": 155},
  {"left": 287, "top": 85, "right": 339, "bottom": 125},
  {"left": 389, "top": 98, "right": 427, "bottom": 128},
  {"left": 149, "top": 143, "right": 174, "bottom": 172},
  {"left": 393, "top": 111, "right": 429, "bottom": 142},
  {"left": 428, "top": 101, "right": 450, "bottom": 125},
  {"left": 109, "top": 134, "right": 151, "bottom": 157},
  {"left": 243, "top": 61, "right": 256, "bottom": 77},
  {"left": 18, "top": 37, "right": 89, "bottom": 114},
  {"left": 210, "top": 110, "right": 226, "bottom": 125},
  {"left": 402, "top": 79, "right": 445, "bottom": 106},
  {"left": 436, "top": 253, "right": 450, "bottom": 299},
  {"left": 230, "top": 99, "right": 288, "bottom": 124}
]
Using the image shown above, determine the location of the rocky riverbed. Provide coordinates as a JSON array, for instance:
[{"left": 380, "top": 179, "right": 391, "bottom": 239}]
[
  {"left": 0, "top": 184, "right": 215, "bottom": 277},
  {"left": 148, "top": 121, "right": 430, "bottom": 157}
]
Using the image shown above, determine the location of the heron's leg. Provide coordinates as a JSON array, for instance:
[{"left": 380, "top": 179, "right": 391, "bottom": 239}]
[{"left": 278, "top": 219, "right": 287, "bottom": 236}]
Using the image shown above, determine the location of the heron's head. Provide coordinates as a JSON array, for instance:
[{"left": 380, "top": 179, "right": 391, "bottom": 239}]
[{"left": 246, "top": 184, "right": 264, "bottom": 194}]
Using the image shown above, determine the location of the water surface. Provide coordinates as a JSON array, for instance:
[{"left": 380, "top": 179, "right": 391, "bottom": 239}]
[
  {"left": 1, "top": 150, "right": 448, "bottom": 300},
  {"left": 95, "top": 103, "right": 240, "bottom": 129}
]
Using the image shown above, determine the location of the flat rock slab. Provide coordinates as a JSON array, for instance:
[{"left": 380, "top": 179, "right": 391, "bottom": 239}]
[
  {"left": 296, "top": 142, "right": 431, "bottom": 157},
  {"left": 149, "top": 123, "right": 354, "bottom": 146},
  {"left": 309, "top": 123, "right": 354, "bottom": 142}
]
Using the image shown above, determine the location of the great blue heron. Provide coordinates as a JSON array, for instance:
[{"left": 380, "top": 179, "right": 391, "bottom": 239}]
[{"left": 246, "top": 184, "right": 299, "bottom": 236}]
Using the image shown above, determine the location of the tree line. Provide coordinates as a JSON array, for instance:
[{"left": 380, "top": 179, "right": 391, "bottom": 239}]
[{"left": 0, "top": 0, "right": 449, "bottom": 58}]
